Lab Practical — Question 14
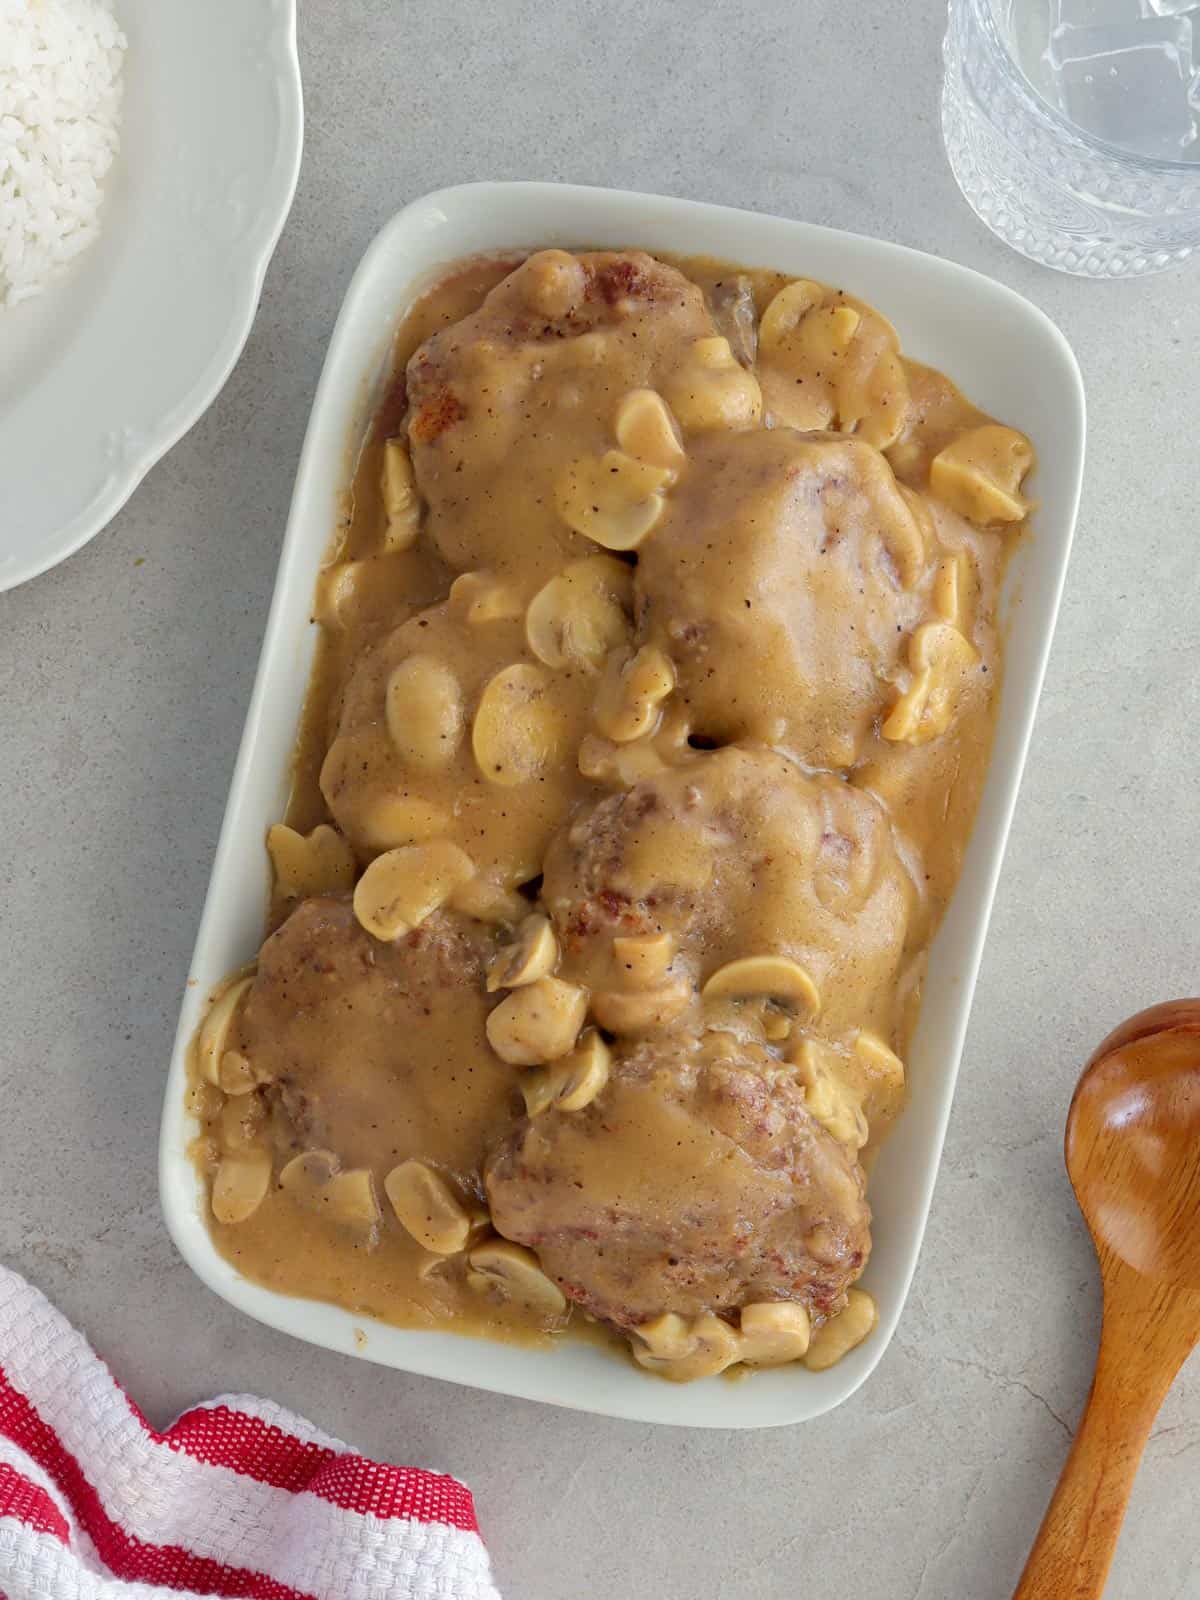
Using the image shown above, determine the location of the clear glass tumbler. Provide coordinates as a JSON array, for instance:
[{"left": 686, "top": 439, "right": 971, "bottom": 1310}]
[{"left": 942, "top": 0, "right": 1200, "bottom": 275}]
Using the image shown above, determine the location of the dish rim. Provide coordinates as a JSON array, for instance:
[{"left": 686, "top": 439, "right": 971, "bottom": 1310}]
[{"left": 159, "top": 181, "right": 1086, "bottom": 1429}]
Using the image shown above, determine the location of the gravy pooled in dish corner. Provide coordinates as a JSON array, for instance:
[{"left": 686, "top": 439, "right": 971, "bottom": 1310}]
[{"left": 189, "top": 248, "right": 1034, "bottom": 1381}]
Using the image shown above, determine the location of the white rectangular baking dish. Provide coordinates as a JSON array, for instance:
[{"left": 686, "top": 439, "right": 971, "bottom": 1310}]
[{"left": 160, "top": 182, "right": 1085, "bottom": 1429}]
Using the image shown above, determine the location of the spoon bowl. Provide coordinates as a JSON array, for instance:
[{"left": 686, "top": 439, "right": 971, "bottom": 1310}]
[
  {"left": 1068, "top": 1003, "right": 1200, "bottom": 1289},
  {"left": 1016, "top": 999, "right": 1200, "bottom": 1599}
]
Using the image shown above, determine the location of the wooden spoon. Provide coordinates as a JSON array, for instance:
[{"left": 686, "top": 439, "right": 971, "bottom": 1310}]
[{"left": 1015, "top": 1000, "right": 1200, "bottom": 1598}]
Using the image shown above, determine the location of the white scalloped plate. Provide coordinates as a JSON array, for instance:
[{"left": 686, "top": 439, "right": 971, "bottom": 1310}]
[
  {"left": 0, "top": 0, "right": 302, "bottom": 593},
  {"left": 161, "top": 184, "right": 1085, "bottom": 1427}
]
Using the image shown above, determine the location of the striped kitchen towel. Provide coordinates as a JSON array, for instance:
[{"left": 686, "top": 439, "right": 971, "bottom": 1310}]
[{"left": 0, "top": 1264, "right": 501, "bottom": 1599}]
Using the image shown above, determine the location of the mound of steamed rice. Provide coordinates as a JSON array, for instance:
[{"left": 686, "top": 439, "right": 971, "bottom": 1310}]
[{"left": 0, "top": 0, "right": 126, "bottom": 308}]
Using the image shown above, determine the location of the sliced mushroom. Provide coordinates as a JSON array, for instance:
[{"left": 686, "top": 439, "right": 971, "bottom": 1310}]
[
  {"left": 520, "top": 1065, "right": 562, "bottom": 1118},
  {"left": 448, "top": 569, "right": 525, "bottom": 625},
  {"left": 220, "top": 1056, "right": 256, "bottom": 1114},
  {"left": 614, "top": 389, "right": 686, "bottom": 475},
  {"left": 472, "top": 662, "right": 572, "bottom": 786},
  {"left": 487, "top": 914, "right": 558, "bottom": 992},
  {"left": 555, "top": 450, "right": 671, "bottom": 551},
  {"left": 520, "top": 249, "right": 586, "bottom": 319},
  {"left": 449, "top": 876, "right": 530, "bottom": 926},
  {"left": 266, "top": 822, "right": 356, "bottom": 901},
  {"left": 759, "top": 281, "right": 897, "bottom": 439},
  {"left": 611, "top": 932, "right": 675, "bottom": 990},
  {"left": 197, "top": 977, "right": 253, "bottom": 1087},
  {"left": 628, "top": 1312, "right": 693, "bottom": 1361},
  {"left": 466, "top": 1239, "right": 567, "bottom": 1316},
  {"left": 803, "top": 1289, "right": 879, "bottom": 1371},
  {"left": 383, "top": 1159, "right": 473, "bottom": 1254},
  {"left": 631, "top": 1311, "right": 741, "bottom": 1381},
  {"left": 762, "top": 1008, "right": 792, "bottom": 1043},
  {"left": 593, "top": 644, "right": 675, "bottom": 743},
  {"left": 577, "top": 733, "right": 671, "bottom": 788},
  {"left": 760, "top": 280, "right": 861, "bottom": 375},
  {"left": 590, "top": 974, "right": 692, "bottom": 1034},
  {"left": 217, "top": 1050, "right": 259, "bottom": 1097},
  {"left": 854, "top": 1030, "right": 906, "bottom": 1092},
  {"left": 662, "top": 337, "right": 763, "bottom": 434},
  {"left": 184, "top": 1081, "right": 223, "bottom": 1122},
  {"left": 930, "top": 424, "right": 1034, "bottom": 525},
  {"left": 525, "top": 555, "right": 633, "bottom": 672},
  {"left": 933, "top": 551, "right": 966, "bottom": 626},
  {"left": 278, "top": 1150, "right": 382, "bottom": 1234},
  {"left": 219, "top": 1093, "right": 266, "bottom": 1151},
  {"left": 278, "top": 1148, "right": 338, "bottom": 1189},
  {"left": 313, "top": 561, "right": 368, "bottom": 630},
  {"left": 352, "top": 840, "right": 475, "bottom": 941},
  {"left": 704, "top": 995, "right": 777, "bottom": 1051},
  {"left": 385, "top": 654, "right": 465, "bottom": 769},
  {"left": 521, "top": 1028, "right": 612, "bottom": 1115},
  {"left": 211, "top": 1147, "right": 272, "bottom": 1225},
  {"left": 881, "top": 621, "right": 978, "bottom": 746},
  {"left": 701, "top": 955, "right": 821, "bottom": 1018},
  {"left": 415, "top": 1250, "right": 453, "bottom": 1283},
  {"left": 381, "top": 438, "right": 420, "bottom": 551},
  {"left": 834, "top": 311, "right": 910, "bottom": 451},
  {"left": 324, "top": 1168, "right": 381, "bottom": 1231},
  {"left": 352, "top": 792, "right": 450, "bottom": 851},
  {"left": 758, "top": 279, "right": 826, "bottom": 350},
  {"left": 485, "top": 976, "right": 588, "bottom": 1066},
  {"left": 791, "top": 1040, "right": 868, "bottom": 1151},
  {"left": 800, "top": 305, "right": 862, "bottom": 370},
  {"left": 739, "top": 1301, "right": 812, "bottom": 1366},
  {"left": 553, "top": 1032, "right": 612, "bottom": 1109}
]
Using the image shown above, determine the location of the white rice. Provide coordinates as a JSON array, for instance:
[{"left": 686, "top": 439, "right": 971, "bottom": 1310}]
[{"left": 0, "top": 0, "right": 126, "bottom": 308}]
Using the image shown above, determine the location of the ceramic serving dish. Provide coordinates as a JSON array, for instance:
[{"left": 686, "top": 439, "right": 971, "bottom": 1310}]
[{"left": 160, "top": 182, "right": 1085, "bottom": 1428}]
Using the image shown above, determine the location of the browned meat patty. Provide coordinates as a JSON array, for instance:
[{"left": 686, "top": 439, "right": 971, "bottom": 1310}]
[
  {"left": 542, "top": 744, "right": 918, "bottom": 1041},
  {"left": 235, "top": 896, "right": 513, "bottom": 1183},
  {"left": 404, "top": 248, "right": 729, "bottom": 581},
  {"left": 319, "top": 599, "right": 594, "bottom": 880},
  {"left": 635, "top": 428, "right": 935, "bottom": 770},
  {"left": 485, "top": 1027, "right": 871, "bottom": 1330}
]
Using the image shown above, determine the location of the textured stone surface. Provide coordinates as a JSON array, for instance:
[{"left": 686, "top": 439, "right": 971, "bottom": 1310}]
[{"left": 2, "top": 3, "right": 1200, "bottom": 1596}]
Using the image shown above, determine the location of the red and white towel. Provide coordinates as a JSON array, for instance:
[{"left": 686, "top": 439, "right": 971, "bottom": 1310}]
[{"left": 0, "top": 1264, "right": 502, "bottom": 1599}]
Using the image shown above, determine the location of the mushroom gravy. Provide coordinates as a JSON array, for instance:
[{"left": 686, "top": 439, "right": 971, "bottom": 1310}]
[{"left": 188, "top": 247, "right": 1032, "bottom": 1381}]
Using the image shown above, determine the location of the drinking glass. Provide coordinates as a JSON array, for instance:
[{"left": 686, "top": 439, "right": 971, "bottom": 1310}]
[{"left": 942, "top": 0, "right": 1200, "bottom": 275}]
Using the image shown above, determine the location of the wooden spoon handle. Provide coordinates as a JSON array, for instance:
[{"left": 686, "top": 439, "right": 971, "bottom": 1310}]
[{"left": 1014, "top": 1267, "right": 1196, "bottom": 1599}]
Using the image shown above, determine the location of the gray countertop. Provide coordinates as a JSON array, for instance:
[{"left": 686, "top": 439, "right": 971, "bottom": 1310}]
[{"left": 3, "top": 2, "right": 1199, "bottom": 1595}]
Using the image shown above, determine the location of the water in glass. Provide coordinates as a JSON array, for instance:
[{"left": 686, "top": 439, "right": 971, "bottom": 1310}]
[{"left": 943, "top": 0, "right": 1200, "bottom": 274}]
